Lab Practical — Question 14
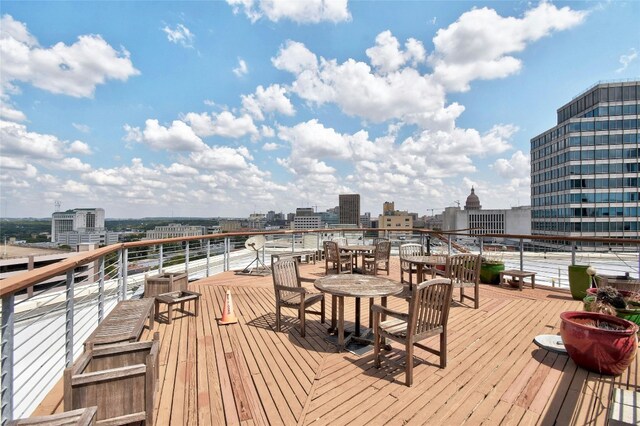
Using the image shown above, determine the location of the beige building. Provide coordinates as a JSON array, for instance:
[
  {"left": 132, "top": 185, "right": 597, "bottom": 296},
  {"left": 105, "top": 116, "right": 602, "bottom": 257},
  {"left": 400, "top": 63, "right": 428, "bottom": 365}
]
[{"left": 378, "top": 201, "right": 413, "bottom": 237}]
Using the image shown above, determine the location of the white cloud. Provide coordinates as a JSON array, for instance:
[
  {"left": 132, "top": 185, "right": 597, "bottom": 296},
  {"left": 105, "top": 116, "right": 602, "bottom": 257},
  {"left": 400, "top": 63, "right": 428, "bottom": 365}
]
[
  {"left": 227, "top": 0, "right": 351, "bottom": 24},
  {"left": 188, "top": 145, "right": 253, "bottom": 170},
  {"left": 616, "top": 48, "right": 638, "bottom": 73},
  {"left": 183, "top": 111, "right": 258, "bottom": 139},
  {"left": 67, "top": 140, "right": 92, "bottom": 155},
  {"left": 241, "top": 84, "right": 295, "bottom": 121},
  {"left": 278, "top": 119, "right": 351, "bottom": 162},
  {"left": 162, "top": 163, "right": 199, "bottom": 176},
  {"left": 72, "top": 123, "right": 90, "bottom": 133},
  {"left": 55, "top": 157, "right": 92, "bottom": 172},
  {"left": 430, "top": 3, "right": 588, "bottom": 91},
  {"left": 271, "top": 40, "right": 318, "bottom": 74},
  {"left": 0, "top": 101, "right": 26, "bottom": 122},
  {"left": 82, "top": 169, "right": 129, "bottom": 186},
  {"left": 162, "top": 24, "right": 195, "bottom": 48},
  {"left": 1, "top": 15, "right": 140, "bottom": 98},
  {"left": 63, "top": 179, "right": 90, "bottom": 194},
  {"left": 491, "top": 150, "right": 530, "bottom": 179},
  {"left": 233, "top": 58, "right": 248, "bottom": 77},
  {"left": 0, "top": 119, "right": 65, "bottom": 159},
  {"left": 123, "top": 119, "right": 206, "bottom": 152},
  {"left": 262, "top": 142, "right": 280, "bottom": 151},
  {"left": 365, "top": 31, "right": 426, "bottom": 74}
]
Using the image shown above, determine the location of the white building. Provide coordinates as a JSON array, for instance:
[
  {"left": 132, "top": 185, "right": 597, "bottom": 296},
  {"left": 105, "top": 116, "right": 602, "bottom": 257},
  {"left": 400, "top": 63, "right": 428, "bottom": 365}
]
[
  {"left": 51, "top": 208, "right": 117, "bottom": 248},
  {"left": 145, "top": 223, "right": 206, "bottom": 240},
  {"left": 292, "top": 215, "right": 322, "bottom": 230},
  {"left": 442, "top": 188, "right": 531, "bottom": 236}
]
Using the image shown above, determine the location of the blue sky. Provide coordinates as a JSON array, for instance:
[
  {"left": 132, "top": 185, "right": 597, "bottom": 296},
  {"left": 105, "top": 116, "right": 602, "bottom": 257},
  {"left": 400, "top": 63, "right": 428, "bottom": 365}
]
[{"left": 1, "top": 1, "right": 638, "bottom": 218}]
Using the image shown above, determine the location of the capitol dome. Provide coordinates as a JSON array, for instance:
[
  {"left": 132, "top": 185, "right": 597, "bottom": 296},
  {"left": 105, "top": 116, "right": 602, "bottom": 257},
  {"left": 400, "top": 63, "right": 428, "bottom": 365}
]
[{"left": 465, "top": 187, "right": 481, "bottom": 210}]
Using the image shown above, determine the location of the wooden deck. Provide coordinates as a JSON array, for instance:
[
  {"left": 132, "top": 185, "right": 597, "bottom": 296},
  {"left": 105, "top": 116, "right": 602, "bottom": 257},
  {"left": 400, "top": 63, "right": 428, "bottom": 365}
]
[{"left": 36, "top": 258, "right": 639, "bottom": 425}]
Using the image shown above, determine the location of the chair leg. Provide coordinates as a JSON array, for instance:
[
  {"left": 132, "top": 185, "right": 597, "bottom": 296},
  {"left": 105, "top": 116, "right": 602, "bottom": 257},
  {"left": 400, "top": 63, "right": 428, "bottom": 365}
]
[
  {"left": 321, "top": 298, "right": 326, "bottom": 324},
  {"left": 440, "top": 330, "right": 447, "bottom": 368},
  {"left": 275, "top": 305, "right": 281, "bottom": 332},
  {"left": 474, "top": 286, "right": 479, "bottom": 309},
  {"left": 368, "top": 298, "right": 374, "bottom": 329},
  {"left": 300, "top": 304, "right": 306, "bottom": 337},
  {"left": 331, "top": 295, "right": 337, "bottom": 331},
  {"left": 373, "top": 312, "right": 381, "bottom": 368},
  {"left": 406, "top": 343, "right": 414, "bottom": 387}
]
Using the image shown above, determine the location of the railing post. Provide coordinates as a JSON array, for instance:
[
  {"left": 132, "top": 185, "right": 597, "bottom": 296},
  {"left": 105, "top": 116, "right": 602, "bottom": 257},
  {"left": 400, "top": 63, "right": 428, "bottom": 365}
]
[
  {"left": 519, "top": 239, "right": 524, "bottom": 271},
  {"left": 185, "top": 242, "right": 190, "bottom": 275},
  {"left": 448, "top": 235, "right": 452, "bottom": 255},
  {"left": 224, "top": 237, "right": 230, "bottom": 272},
  {"left": 159, "top": 244, "right": 164, "bottom": 274},
  {"left": 571, "top": 244, "right": 576, "bottom": 266},
  {"left": 122, "top": 248, "right": 128, "bottom": 300},
  {"left": 479, "top": 238, "right": 483, "bottom": 257},
  {"left": 98, "top": 256, "right": 105, "bottom": 323},
  {"left": 1, "top": 294, "right": 15, "bottom": 424},
  {"left": 206, "top": 240, "right": 211, "bottom": 278},
  {"left": 65, "top": 270, "right": 74, "bottom": 367},
  {"left": 117, "top": 249, "right": 124, "bottom": 301},
  {"left": 291, "top": 233, "right": 295, "bottom": 253}
]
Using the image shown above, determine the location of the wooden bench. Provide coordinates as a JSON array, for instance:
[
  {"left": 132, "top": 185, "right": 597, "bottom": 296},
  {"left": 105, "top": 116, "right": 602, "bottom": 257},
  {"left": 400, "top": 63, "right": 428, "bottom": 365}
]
[
  {"left": 500, "top": 270, "right": 536, "bottom": 291},
  {"left": 84, "top": 298, "right": 155, "bottom": 350}
]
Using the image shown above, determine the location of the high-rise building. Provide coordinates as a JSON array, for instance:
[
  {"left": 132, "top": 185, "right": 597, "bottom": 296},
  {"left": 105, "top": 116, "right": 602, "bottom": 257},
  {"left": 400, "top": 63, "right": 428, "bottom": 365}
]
[
  {"left": 531, "top": 81, "right": 639, "bottom": 242},
  {"left": 339, "top": 194, "right": 360, "bottom": 226},
  {"left": 383, "top": 201, "right": 395, "bottom": 216}
]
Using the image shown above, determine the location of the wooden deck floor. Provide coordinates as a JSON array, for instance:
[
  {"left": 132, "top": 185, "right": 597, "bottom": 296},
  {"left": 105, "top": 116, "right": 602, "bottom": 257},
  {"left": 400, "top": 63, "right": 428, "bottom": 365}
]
[{"left": 36, "top": 258, "right": 638, "bottom": 425}]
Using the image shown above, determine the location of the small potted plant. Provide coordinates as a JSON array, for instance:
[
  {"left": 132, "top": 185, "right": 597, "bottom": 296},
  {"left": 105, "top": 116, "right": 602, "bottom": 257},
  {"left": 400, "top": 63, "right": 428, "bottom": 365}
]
[
  {"left": 583, "top": 286, "right": 640, "bottom": 327},
  {"left": 479, "top": 254, "right": 505, "bottom": 285}
]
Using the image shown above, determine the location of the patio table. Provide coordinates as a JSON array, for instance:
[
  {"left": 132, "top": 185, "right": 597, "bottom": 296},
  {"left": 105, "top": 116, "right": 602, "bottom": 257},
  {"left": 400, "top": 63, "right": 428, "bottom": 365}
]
[
  {"left": 314, "top": 274, "right": 402, "bottom": 351},
  {"left": 339, "top": 244, "right": 375, "bottom": 269},
  {"left": 401, "top": 255, "right": 449, "bottom": 289}
]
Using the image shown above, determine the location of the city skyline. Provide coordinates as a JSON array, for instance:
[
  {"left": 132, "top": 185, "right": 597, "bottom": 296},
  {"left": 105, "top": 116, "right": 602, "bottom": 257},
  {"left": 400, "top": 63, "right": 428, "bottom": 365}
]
[{"left": 1, "top": 1, "right": 639, "bottom": 218}]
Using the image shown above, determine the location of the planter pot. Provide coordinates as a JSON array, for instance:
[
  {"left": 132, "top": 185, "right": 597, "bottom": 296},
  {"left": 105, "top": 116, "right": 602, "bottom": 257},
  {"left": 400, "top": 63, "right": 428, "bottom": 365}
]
[
  {"left": 480, "top": 263, "right": 505, "bottom": 284},
  {"left": 560, "top": 311, "right": 638, "bottom": 376},
  {"left": 568, "top": 265, "right": 592, "bottom": 300}
]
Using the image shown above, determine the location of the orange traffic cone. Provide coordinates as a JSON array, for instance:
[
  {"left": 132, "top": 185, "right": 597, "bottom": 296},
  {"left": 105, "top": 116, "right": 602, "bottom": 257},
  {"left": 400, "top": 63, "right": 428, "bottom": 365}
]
[{"left": 219, "top": 289, "right": 238, "bottom": 325}]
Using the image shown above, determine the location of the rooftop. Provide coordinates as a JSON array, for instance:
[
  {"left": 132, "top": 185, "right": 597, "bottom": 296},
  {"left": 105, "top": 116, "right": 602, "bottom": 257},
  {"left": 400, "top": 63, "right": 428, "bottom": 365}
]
[{"left": 33, "top": 258, "right": 638, "bottom": 425}]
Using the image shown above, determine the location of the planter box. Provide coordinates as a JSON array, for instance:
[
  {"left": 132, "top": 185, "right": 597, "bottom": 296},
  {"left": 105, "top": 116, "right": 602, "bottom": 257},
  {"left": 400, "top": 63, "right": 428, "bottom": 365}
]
[
  {"left": 144, "top": 272, "right": 188, "bottom": 298},
  {"left": 480, "top": 263, "right": 504, "bottom": 284},
  {"left": 568, "top": 265, "right": 591, "bottom": 300},
  {"left": 65, "top": 334, "right": 159, "bottom": 425}
]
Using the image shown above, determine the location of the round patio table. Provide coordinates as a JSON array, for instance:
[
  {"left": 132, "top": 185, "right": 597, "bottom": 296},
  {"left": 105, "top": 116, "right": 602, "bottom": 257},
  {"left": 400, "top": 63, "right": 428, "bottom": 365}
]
[
  {"left": 314, "top": 274, "right": 402, "bottom": 351},
  {"left": 339, "top": 244, "right": 375, "bottom": 269},
  {"left": 401, "top": 255, "right": 449, "bottom": 289}
]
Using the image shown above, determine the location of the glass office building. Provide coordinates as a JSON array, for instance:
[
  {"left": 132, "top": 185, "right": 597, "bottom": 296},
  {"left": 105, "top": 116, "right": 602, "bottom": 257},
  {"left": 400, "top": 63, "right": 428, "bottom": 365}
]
[{"left": 531, "top": 81, "right": 639, "bottom": 243}]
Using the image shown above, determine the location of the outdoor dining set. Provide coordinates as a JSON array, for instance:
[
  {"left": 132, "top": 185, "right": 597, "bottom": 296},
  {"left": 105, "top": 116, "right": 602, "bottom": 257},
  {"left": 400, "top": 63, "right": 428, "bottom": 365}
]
[{"left": 270, "top": 239, "right": 482, "bottom": 386}]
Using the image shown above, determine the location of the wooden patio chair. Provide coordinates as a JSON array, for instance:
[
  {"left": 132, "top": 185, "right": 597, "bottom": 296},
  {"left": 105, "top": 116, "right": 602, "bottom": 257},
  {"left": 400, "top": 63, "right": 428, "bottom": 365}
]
[
  {"left": 362, "top": 240, "right": 391, "bottom": 276},
  {"left": 399, "top": 243, "right": 423, "bottom": 284},
  {"left": 324, "top": 241, "right": 353, "bottom": 274},
  {"left": 446, "top": 253, "right": 482, "bottom": 309},
  {"left": 372, "top": 278, "right": 453, "bottom": 386},
  {"left": 271, "top": 258, "right": 325, "bottom": 337}
]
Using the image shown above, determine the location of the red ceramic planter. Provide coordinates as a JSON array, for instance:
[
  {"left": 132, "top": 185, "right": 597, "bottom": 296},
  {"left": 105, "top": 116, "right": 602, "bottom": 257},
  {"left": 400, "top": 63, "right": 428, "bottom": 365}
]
[{"left": 560, "top": 311, "right": 638, "bottom": 376}]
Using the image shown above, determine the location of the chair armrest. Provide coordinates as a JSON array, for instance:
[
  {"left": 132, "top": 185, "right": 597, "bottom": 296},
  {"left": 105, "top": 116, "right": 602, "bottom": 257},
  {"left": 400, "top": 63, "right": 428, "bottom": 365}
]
[
  {"left": 181, "top": 290, "right": 202, "bottom": 297},
  {"left": 299, "top": 277, "right": 315, "bottom": 283},
  {"left": 371, "top": 304, "right": 409, "bottom": 321},
  {"left": 274, "top": 285, "right": 306, "bottom": 294}
]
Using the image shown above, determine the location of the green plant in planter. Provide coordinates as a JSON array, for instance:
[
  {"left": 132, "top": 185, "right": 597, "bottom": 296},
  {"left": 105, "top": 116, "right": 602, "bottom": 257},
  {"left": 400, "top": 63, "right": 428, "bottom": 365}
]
[
  {"left": 583, "top": 286, "right": 640, "bottom": 328},
  {"left": 480, "top": 255, "right": 505, "bottom": 284}
]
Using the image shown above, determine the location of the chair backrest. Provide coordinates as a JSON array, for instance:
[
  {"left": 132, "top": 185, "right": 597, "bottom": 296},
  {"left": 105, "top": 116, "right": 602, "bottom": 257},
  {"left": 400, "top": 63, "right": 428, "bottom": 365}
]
[
  {"left": 373, "top": 237, "right": 389, "bottom": 246},
  {"left": 408, "top": 278, "right": 453, "bottom": 338},
  {"left": 324, "top": 241, "right": 340, "bottom": 262},
  {"left": 447, "top": 254, "right": 481, "bottom": 286},
  {"left": 400, "top": 243, "right": 423, "bottom": 258},
  {"left": 374, "top": 240, "right": 391, "bottom": 262},
  {"left": 271, "top": 258, "right": 300, "bottom": 301}
]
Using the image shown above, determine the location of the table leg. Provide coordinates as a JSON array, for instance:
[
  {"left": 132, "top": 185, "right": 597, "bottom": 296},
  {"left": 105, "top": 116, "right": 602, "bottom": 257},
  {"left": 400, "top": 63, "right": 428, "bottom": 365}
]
[
  {"left": 355, "top": 297, "right": 361, "bottom": 337},
  {"left": 381, "top": 296, "right": 391, "bottom": 350},
  {"left": 531, "top": 275, "right": 535, "bottom": 289},
  {"left": 337, "top": 296, "right": 345, "bottom": 350},
  {"left": 329, "top": 295, "right": 337, "bottom": 333}
]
